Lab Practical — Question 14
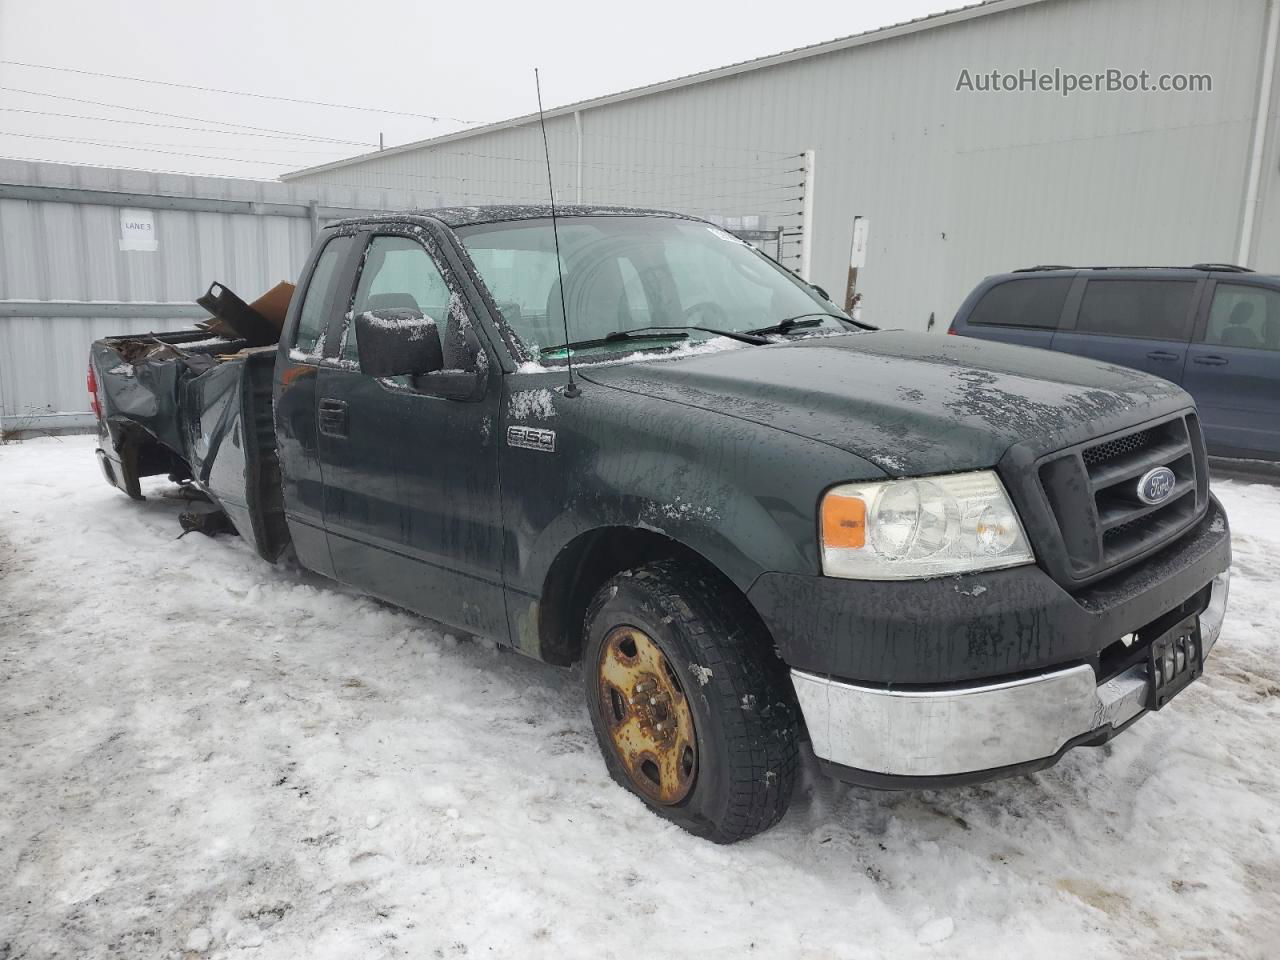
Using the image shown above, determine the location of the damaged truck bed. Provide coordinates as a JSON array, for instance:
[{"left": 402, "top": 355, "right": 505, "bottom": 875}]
[{"left": 89, "top": 283, "right": 292, "bottom": 563}]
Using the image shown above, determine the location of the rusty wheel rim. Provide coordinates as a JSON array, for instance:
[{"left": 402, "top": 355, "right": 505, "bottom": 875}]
[{"left": 596, "top": 625, "right": 698, "bottom": 805}]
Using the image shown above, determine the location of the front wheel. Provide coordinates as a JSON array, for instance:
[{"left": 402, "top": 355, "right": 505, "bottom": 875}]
[{"left": 583, "top": 560, "right": 799, "bottom": 843}]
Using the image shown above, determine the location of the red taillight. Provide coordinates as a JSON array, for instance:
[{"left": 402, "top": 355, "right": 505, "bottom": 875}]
[
  {"left": 946, "top": 326, "right": 958, "bottom": 335},
  {"left": 87, "top": 361, "right": 102, "bottom": 419}
]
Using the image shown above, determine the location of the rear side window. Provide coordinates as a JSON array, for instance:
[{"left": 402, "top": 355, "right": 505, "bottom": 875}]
[
  {"left": 1205, "top": 283, "right": 1280, "bottom": 351},
  {"left": 966, "top": 278, "right": 1071, "bottom": 329},
  {"left": 293, "top": 236, "right": 352, "bottom": 355},
  {"left": 1077, "top": 280, "right": 1195, "bottom": 341}
]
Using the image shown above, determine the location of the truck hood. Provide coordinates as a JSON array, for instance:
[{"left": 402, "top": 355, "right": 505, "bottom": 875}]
[{"left": 580, "top": 330, "right": 1191, "bottom": 476}]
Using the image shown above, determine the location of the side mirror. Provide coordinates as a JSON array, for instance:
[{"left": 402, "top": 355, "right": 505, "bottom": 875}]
[
  {"left": 812, "top": 284, "right": 832, "bottom": 302},
  {"left": 354, "top": 309, "right": 443, "bottom": 378}
]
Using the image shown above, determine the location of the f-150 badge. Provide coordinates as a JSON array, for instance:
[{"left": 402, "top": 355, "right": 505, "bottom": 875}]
[{"left": 507, "top": 425, "right": 556, "bottom": 453}]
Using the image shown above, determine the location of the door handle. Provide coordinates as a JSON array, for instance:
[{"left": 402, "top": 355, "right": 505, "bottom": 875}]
[
  {"left": 318, "top": 397, "right": 349, "bottom": 438},
  {"left": 1193, "top": 355, "right": 1229, "bottom": 366},
  {"left": 1146, "top": 350, "right": 1180, "bottom": 362}
]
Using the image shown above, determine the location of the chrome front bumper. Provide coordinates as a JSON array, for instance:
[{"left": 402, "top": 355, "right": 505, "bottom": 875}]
[{"left": 792, "top": 571, "right": 1230, "bottom": 779}]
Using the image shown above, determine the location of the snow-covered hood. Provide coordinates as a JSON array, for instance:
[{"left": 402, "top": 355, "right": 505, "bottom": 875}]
[{"left": 580, "top": 330, "right": 1193, "bottom": 476}]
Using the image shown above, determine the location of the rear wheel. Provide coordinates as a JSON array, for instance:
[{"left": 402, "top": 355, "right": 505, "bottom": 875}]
[{"left": 583, "top": 560, "right": 799, "bottom": 843}]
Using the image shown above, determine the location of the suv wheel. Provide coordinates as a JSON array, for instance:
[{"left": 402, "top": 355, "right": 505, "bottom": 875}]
[{"left": 582, "top": 560, "right": 799, "bottom": 843}]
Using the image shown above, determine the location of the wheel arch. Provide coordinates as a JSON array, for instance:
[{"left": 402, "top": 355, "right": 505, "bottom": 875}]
[{"left": 533, "top": 525, "right": 775, "bottom": 667}]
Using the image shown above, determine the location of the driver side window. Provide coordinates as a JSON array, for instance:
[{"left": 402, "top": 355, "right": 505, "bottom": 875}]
[{"left": 342, "top": 236, "right": 455, "bottom": 367}]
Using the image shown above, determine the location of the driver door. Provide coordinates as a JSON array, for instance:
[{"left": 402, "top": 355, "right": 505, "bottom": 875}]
[{"left": 316, "top": 230, "right": 507, "bottom": 639}]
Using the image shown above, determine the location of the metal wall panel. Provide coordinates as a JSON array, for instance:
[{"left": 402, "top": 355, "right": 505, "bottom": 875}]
[
  {"left": 287, "top": 116, "right": 586, "bottom": 205},
  {"left": 0, "top": 158, "right": 436, "bottom": 432},
  {"left": 289, "top": 0, "right": 1280, "bottom": 334}
]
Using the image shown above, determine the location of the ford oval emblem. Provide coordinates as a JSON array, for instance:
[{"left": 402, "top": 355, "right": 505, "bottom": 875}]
[{"left": 1137, "top": 466, "right": 1176, "bottom": 505}]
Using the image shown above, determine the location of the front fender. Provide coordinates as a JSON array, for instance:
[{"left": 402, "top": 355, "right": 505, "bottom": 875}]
[
  {"left": 520, "top": 448, "right": 807, "bottom": 597},
  {"left": 499, "top": 371, "right": 885, "bottom": 653}
]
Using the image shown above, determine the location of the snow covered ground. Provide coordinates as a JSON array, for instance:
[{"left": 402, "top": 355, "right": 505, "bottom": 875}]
[{"left": 1, "top": 435, "right": 1277, "bottom": 959}]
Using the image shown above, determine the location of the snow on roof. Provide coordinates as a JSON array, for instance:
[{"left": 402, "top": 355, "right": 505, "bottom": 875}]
[
  {"left": 327, "top": 204, "right": 697, "bottom": 230},
  {"left": 281, "top": 0, "right": 1048, "bottom": 181}
]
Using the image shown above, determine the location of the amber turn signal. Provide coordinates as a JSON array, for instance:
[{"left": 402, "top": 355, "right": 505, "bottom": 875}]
[{"left": 821, "top": 493, "right": 867, "bottom": 549}]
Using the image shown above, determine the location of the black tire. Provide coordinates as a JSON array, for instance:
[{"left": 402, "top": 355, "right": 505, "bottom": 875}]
[{"left": 582, "top": 559, "right": 799, "bottom": 843}]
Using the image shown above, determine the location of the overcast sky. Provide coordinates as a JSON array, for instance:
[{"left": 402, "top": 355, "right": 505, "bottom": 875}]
[{"left": 0, "top": 0, "right": 957, "bottom": 181}]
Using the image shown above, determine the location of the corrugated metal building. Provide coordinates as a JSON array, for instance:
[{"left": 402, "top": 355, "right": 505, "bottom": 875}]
[
  {"left": 283, "top": 0, "right": 1280, "bottom": 333},
  {"left": 0, "top": 159, "right": 437, "bottom": 433}
]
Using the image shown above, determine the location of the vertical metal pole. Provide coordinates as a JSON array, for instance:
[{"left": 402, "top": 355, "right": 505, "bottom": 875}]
[
  {"left": 844, "top": 267, "right": 859, "bottom": 313},
  {"left": 775, "top": 226, "right": 784, "bottom": 262},
  {"left": 0, "top": 319, "right": 7, "bottom": 438},
  {"left": 799, "top": 149, "right": 816, "bottom": 281},
  {"left": 845, "top": 215, "right": 867, "bottom": 312},
  {"left": 1238, "top": 0, "right": 1279, "bottom": 265},
  {"left": 308, "top": 200, "right": 320, "bottom": 242},
  {"left": 574, "top": 110, "right": 583, "bottom": 204}
]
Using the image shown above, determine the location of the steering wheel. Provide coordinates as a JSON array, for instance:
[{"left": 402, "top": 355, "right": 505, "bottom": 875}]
[{"left": 683, "top": 301, "right": 730, "bottom": 327}]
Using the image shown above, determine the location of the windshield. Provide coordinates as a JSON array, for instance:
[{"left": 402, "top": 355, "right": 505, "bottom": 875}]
[{"left": 455, "top": 215, "right": 847, "bottom": 363}]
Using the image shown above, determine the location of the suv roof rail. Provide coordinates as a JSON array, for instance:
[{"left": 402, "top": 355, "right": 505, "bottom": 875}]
[
  {"left": 1189, "top": 262, "right": 1254, "bottom": 273},
  {"left": 1013, "top": 263, "right": 1257, "bottom": 274}
]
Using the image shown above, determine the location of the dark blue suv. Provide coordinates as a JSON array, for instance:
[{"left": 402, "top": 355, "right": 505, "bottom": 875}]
[{"left": 950, "top": 265, "right": 1280, "bottom": 461}]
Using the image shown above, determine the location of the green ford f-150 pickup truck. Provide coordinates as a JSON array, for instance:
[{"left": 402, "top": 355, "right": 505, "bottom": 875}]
[{"left": 89, "top": 206, "right": 1231, "bottom": 842}]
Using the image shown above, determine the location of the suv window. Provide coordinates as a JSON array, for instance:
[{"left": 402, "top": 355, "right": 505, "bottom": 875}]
[
  {"left": 342, "top": 236, "right": 453, "bottom": 365},
  {"left": 294, "top": 235, "right": 352, "bottom": 356},
  {"left": 1205, "top": 283, "right": 1280, "bottom": 351},
  {"left": 967, "top": 277, "right": 1071, "bottom": 329},
  {"left": 1077, "top": 279, "right": 1196, "bottom": 340}
]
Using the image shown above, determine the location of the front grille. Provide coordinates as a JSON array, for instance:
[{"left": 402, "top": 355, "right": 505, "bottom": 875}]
[
  {"left": 1102, "top": 516, "right": 1146, "bottom": 544},
  {"left": 1082, "top": 427, "right": 1161, "bottom": 467},
  {"left": 1037, "top": 413, "right": 1208, "bottom": 583}
]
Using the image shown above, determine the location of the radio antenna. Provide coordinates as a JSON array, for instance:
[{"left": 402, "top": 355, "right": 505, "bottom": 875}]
[{"left": 534, "top": 68, "right": 579, "bottom": 398}]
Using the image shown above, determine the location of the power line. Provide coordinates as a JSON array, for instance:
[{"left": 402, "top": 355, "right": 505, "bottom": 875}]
[
  {"left": 0, "top": 59, "right": 486, "bottom": 126},
  {"left": 0, "top": 152, "right": 282, "bottom": 182},
  {"left": 0, "top": 108, "right": 797, "bottom": 183},
  {"left": 0, "top": 85, "right": 375, "bottom": 147},
  {"left": 0, "top": 63, "right": 799, "bottom": 162},
  {"left": 0, "top": 130, "right": 352, "bottom": 155},
  {"left": 0, "top": 132, "right": 310, "bottom": 167},
  {"left": 0, "top": 106, "right": 379, "bottom": 145}
]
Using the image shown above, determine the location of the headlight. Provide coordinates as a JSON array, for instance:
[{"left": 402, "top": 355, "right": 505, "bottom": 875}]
[{"left": 820, "top": 470, "right": 1033, "bottom": 580}]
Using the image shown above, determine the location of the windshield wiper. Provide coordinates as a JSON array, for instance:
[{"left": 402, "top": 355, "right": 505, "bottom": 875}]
[
  {"left": 747, "top": 314, "right": 839, "bottom": 336},
  {"left": 626, "top": 325, "right": 770, "bottom": 345},
  {"left": 548, "top": 325, "right": 770, "bottom": 353},
  {"left": 545, "top": 329, "right": 691, "bottom": 353}
]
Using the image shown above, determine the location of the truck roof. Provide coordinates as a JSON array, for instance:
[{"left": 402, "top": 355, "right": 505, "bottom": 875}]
[{"left": 329, "top": 204, "right": 694, "bottom": 230}]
